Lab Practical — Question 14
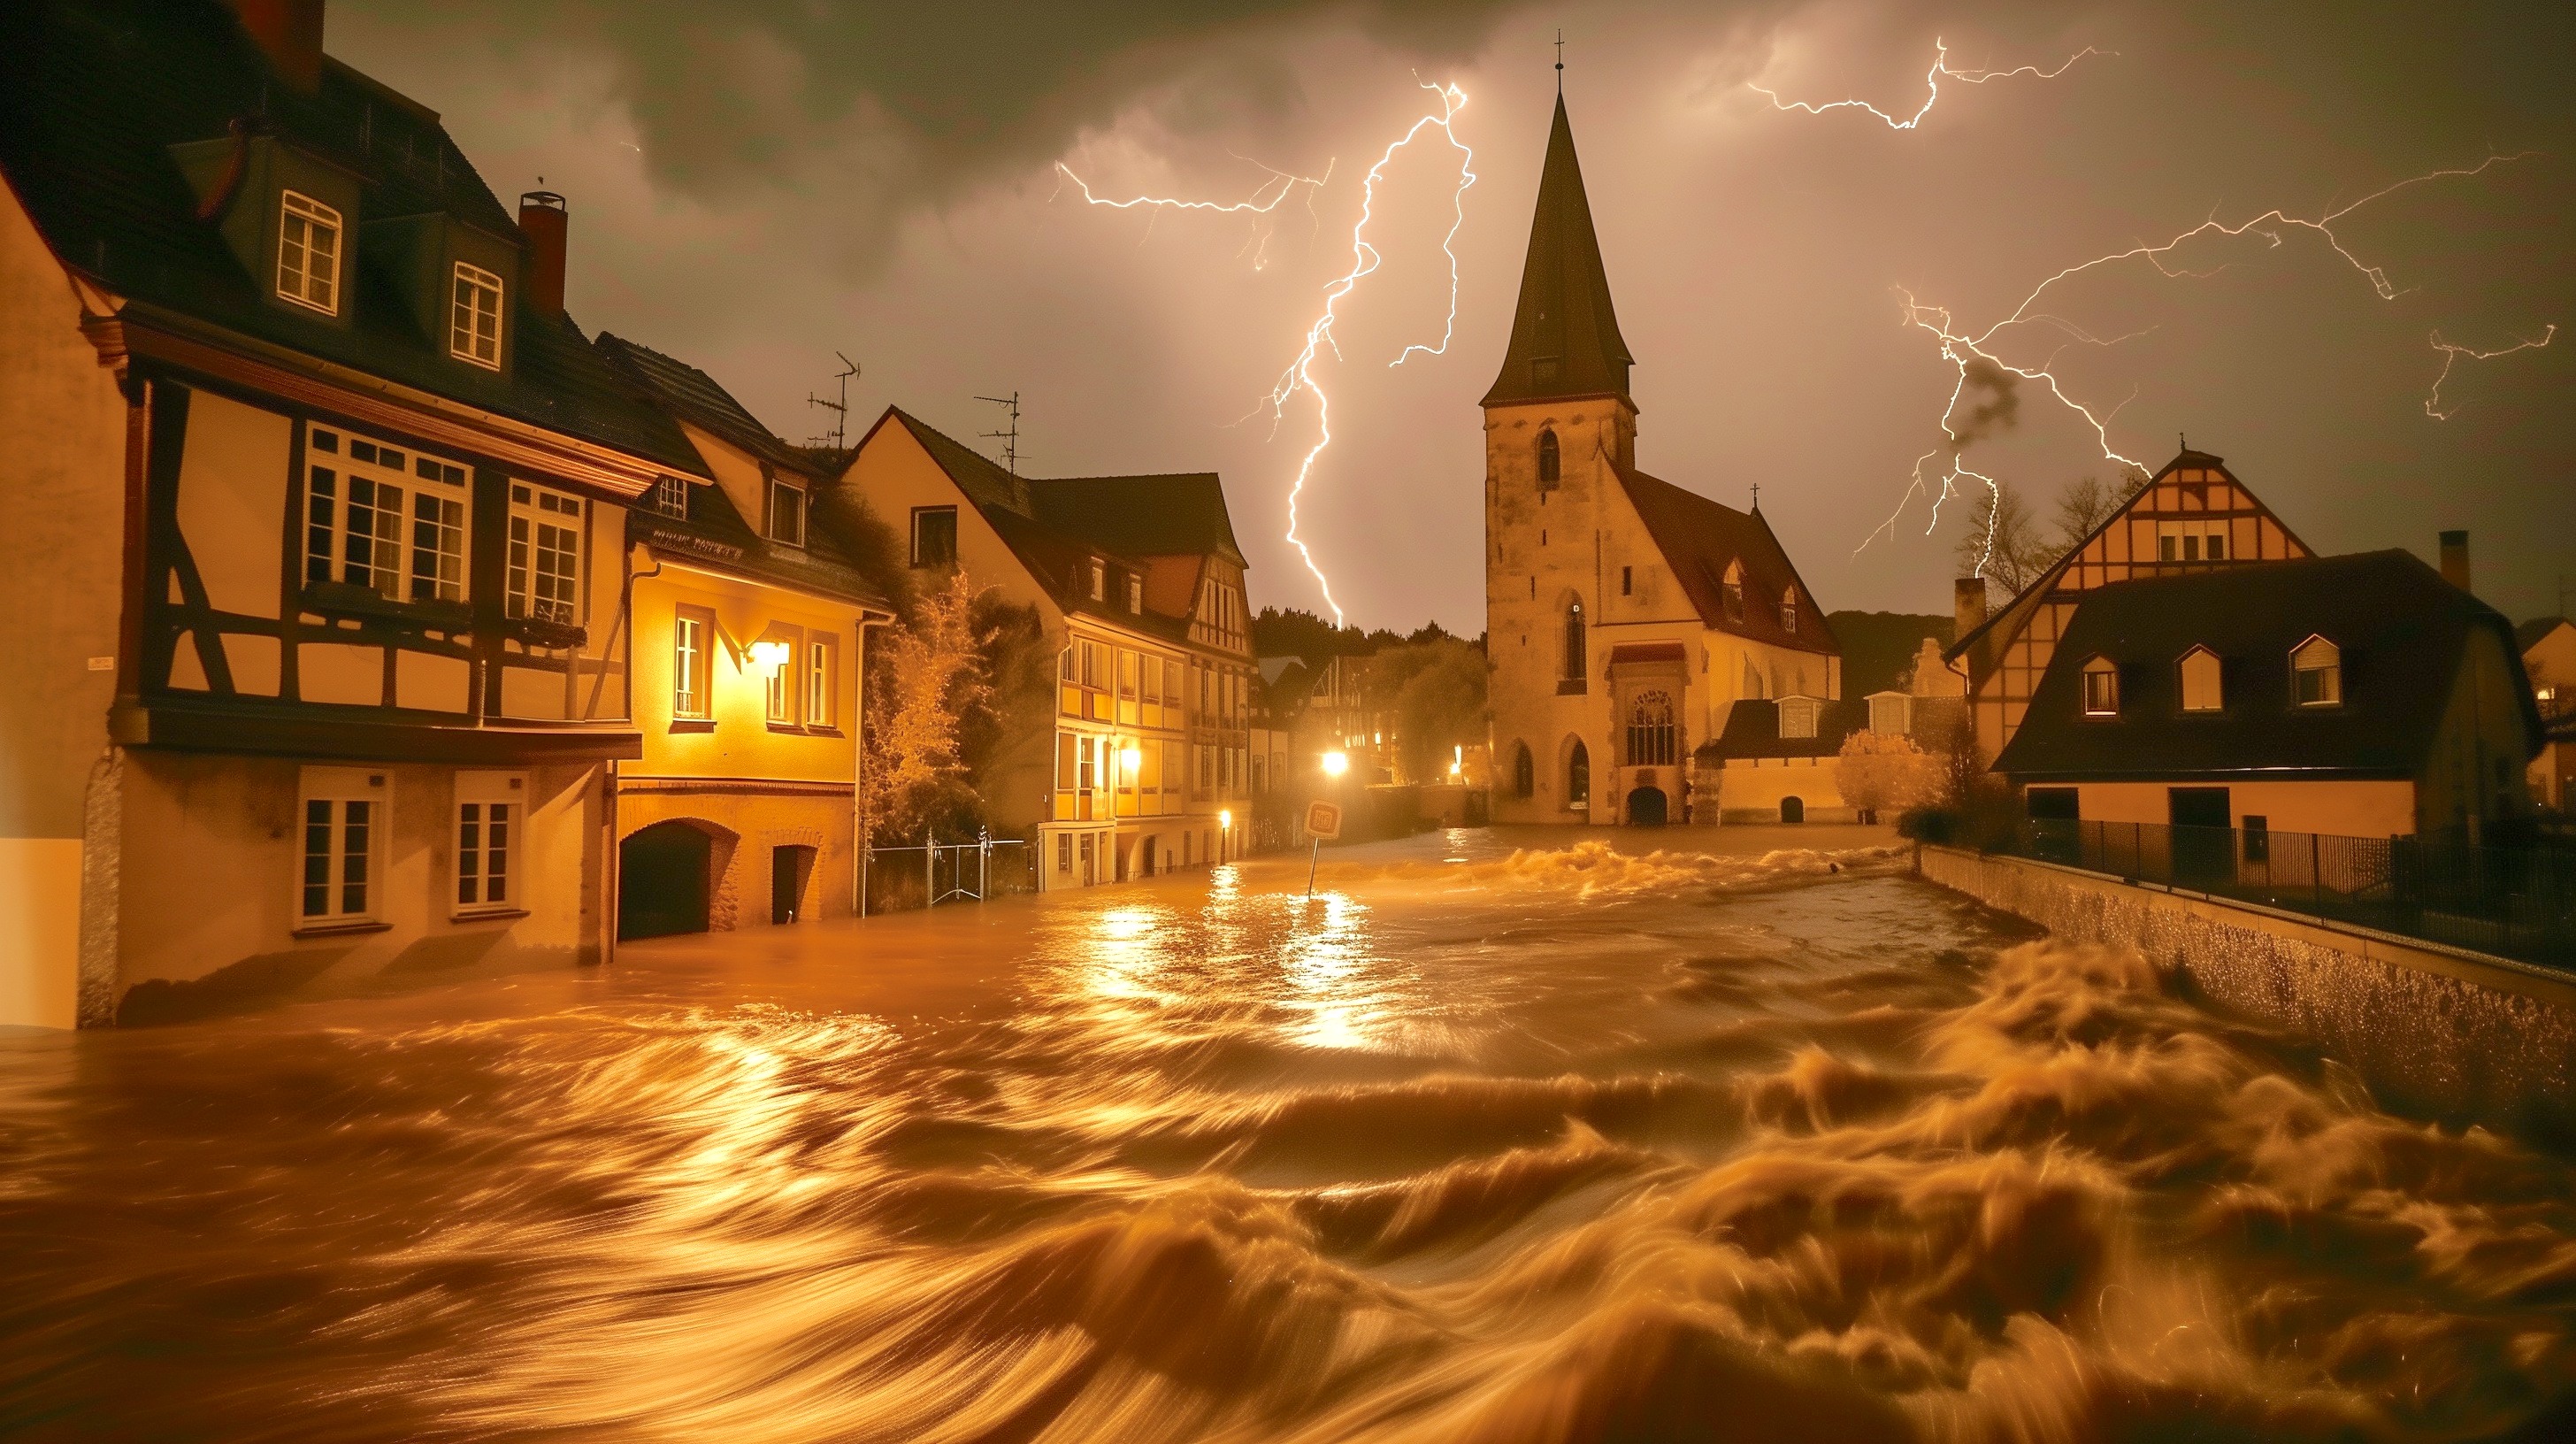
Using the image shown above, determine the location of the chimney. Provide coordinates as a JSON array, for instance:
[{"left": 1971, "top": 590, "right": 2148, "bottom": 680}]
[
  {"left": 1953, "top": 577, "right": 1989, "bottom": 641},
  {"left": 229, "top": 1, "right": 326, "bottom": 93},
  {"left": 2439, "top": 530, "right": 2472, "bottom": 593},
  {"left": 519, "top": 191, "right": 567, "bottom": 318}
]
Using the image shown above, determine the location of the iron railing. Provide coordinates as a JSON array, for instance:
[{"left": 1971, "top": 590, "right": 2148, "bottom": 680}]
[
  {"left": 861, "top": 833, "right": 1037, "bottom": 915},
  {"left": 2003, "top": 819, "right": 2576, "bottom": 970}
]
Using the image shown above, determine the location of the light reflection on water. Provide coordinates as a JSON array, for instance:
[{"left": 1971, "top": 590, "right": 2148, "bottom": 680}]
[{"left": 1, "top": 827, "right": 2572, "bottom": 1443}]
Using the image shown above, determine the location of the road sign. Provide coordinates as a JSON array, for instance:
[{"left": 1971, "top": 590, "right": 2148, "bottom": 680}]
[{"left": 1305, "top": 800, "right": 1343, "bottom": 841}]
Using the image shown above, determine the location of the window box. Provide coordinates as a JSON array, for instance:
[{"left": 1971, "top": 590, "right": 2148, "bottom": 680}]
[
  {"left": 301, "top": 580, "right": 473, "bottom": 634},
  {"left": 505, "top": 615, "right": 588, "bottom": 651}
]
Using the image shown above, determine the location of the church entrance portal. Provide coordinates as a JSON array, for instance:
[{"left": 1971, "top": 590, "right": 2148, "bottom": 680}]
[
  {"left": 1780, "top": 796, "right": 1806, "bottom": 825},
  {"left": 1628, "top": 787, "right": 1668, "bottom": 826}
]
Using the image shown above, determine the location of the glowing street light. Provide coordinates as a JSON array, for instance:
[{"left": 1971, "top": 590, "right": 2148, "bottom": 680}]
[
  {"left": 1219, "top": 809, "right": 1233, "bottom": 828},
  {"left": 747, "top": 639, "right": 793, "bottom": 669},
  {"left": 1120, "top": 745, "right": 1142, "bottom": 776},
  {"left": 1321, "top": 750, "right": 1349, "bottom": 778}
]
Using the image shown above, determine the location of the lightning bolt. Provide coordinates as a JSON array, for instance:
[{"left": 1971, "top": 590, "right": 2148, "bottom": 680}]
[
  {"left": 1053, "top": 157, "right": 1333, "bottom": 272},
  {"left": 1059, "top": 81, "right": 1472, "bottom": 626},
  {"left": 2425, "top": 325, "right": 2556, "bottom": 419},
  {"left": 1752, "top": 42, "right": 2555, "bottom": 580},
  {"left": 1749, "top": 35, "right": 2112, "bottom": 130}
]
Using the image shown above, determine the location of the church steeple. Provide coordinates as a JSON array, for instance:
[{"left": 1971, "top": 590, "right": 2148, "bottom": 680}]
[{"left": 1482, "top": 95, "right": 1634, "bottom": 410}]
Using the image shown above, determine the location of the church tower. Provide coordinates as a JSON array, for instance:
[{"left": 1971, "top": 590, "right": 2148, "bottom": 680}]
[{"left": 1484, "top": 94, "right": 1637, "bottom": 822}]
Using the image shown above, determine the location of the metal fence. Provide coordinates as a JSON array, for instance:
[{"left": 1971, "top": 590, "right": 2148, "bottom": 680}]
[
  {"left": 861, "top": 833, "right": 1037, "bottom": 916},
  {"left": 2007, "top": 818, "right": 2576, "bottom": 970}
]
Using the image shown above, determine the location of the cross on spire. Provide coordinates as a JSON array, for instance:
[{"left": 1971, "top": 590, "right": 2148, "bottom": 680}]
[{"left": 1555, "top": 30, "right": 1565, "bottom": 93}]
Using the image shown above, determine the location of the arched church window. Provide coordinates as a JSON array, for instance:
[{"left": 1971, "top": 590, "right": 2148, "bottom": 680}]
[
  {"left": 1626, "top": 690, "right": 1676, "bottom": 765},
  {"left": 1567, "top": 739, "right": 1590, "bottom": 809},
  {"left": 1512, "top": 741, "right": 1535, "bottom": 798},
  {"left": 1537, "top": 430, "right": 1560, "bottom": 489},
  {"left": 1563, "top": 599, "right": 1586, "bottom": 681},
  {"left": 1722, "top": 560, "right": 1744, "bottom": 623},
  {"left": 1780, "top": 588, "right": 1798, "bottom": 634}
]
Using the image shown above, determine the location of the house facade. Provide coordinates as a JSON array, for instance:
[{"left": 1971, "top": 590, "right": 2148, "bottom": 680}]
[
  {"left": 1992, "top": 550, "right": 2541, "bottom": 841},
  {"left": 1, "top": 1, "right": 708, "bottom": 1026},
  {"left": 1483, "top": 95, "right": 1840, "bottom": 827},
  {"left": 595, "top": 335, "right": 894, "bottom": 939},
  {"left": 838, "top": 408, "right": 1255, "bottom": 887},
  {"left": 2520, "top": 617, "right": 2575, "bottom": 812}
]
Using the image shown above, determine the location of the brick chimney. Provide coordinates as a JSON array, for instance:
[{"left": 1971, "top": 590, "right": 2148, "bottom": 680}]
[
  {"left": 1953, "top": 577, "right": 1989, "bottom": 641},
  {"left": 229, "top": 1, "right": 325, "bottom": 93},
  {"left": 519, "top": 191, "right": 567, "bottom": 318},
  {"left": 2440, "top": 530, "right": 2472, "bottom": 593}
]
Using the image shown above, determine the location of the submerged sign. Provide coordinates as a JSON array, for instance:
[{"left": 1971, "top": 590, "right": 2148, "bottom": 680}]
[{"left": 1304, "top": 801, "right": 1343, "bottom": 841}]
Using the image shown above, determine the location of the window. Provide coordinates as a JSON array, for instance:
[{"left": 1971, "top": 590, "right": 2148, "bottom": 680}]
[
  {"left": 2082, "top": 656, "right": 2120, "bottom": 716},
  {"left": 2179, "top": 646, "right": 2224, "bottom": 713},
  {"left": 2157, "top": 520, "right": 2229, "bottom": 563},
  {"left": 1077, "top": 735, "right": 1098, "bottom": 791},
  {"left": 455, "top": 773, "right": 524, "bottom": 913},
  {"left": 672, "top": 608, "right": 711, "bottom": 718},
  {"left": 1537, "top": 429, "right": 1560, "bottom": 489},
  {"left": 1778, "top": 697, "right": 1818, "bottom": 740},
  {"left": 1722, "top": 560, "right": 1745, "bottom": 623},
  {"left": 1512, "top": 741, "right": 1535, "bottom": 798},
  {"left": 297, "top": 769, "right": 384, "bottom": 925},
  {"left": 1566, "top": 739, "right": 1590, "bottom": 809},
  {"left": 2292, "top": 636, "right": 2342, "bottom": 707},
  {"left": 1057, "top": 833, "right": 1072, "bottom": 873},
  {"left": 1627, "top": 690, "right": 1677, "bottom": 764},
  {"left": 1780, "top": 588, "right": 1798, "bottom": 634},
  {"left": 651, "top": 476, "right": 689, "bottom": 519},
  {"left": 911, "top": 506, "right": 957, "bottom": 567},
  {"left": 767, "top": 475, "right": 807, "bottom": 548},
  {"left": 449, "top": 261, "right": 503, "bottom": 368},
  {"left": 1126, "top": 573, "right": 1144, "bottom": 613},
  {"left": 1869, "top": 695, "right": 1910, "bottom": 736},
  {"left": 276, "top": 191, "right": 341, "bottom": 314},
  {"left": 761, "top": 630, "right": 801, "bottom": 724},
  {"left": 1621, "top": 565, "right": 1633, "bottom": 597},
  {"left": 303, "top": 429, "right": 471, "bottom": 605},
  {"left": 507, "top": 482, "right": 584, "bottom": 625},
  {"left": 806, "top": 636, "right": 836, "bottom": 727},
  {"left": 1563, "top": 599, "right": 1586, "bottom": 681},
  {"left": 1089, "top": 559, "right": 1106, "bottom": 602}
]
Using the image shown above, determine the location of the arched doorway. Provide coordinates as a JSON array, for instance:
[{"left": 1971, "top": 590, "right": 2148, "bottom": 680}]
[
  {"left": 621, "top": 821, "right": 713, "bottom": 939},
  {"left": 1629, "top": 787, "right": 1668, "bottom": 826},
  {"left": 770, "top": 844, "right": 816, "bottom": 924},
  {"left": 1566, "top": 738, "right": 1591, "bottom": 815},
  {"left": 1780, "top": 796, "right": 1806, "bottom": 825}
]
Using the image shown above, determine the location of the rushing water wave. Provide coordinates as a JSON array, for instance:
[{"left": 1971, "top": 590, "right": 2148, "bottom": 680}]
[{"left": 3, "top": 829, "right": 2572, "bottom": 1442}]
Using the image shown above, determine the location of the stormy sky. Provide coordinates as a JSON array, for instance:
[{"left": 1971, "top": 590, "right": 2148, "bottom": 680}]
[{"left": 331, "top": 0, "right": 2573, "bottom": 631}]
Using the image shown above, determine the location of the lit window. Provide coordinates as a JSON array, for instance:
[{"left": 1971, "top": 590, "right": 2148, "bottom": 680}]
[
  {"left": 1722, "top": 560, "right": 1745, "bottom": 623},
  {"left": 767, "top": 476, "right": 806, "bottom": 548},
  {"left": 1780, "top": 588, "right": 1798, "bottom": 634},
  {"left": 2082, "top": 656, "right": 2120, "bottom": 716},
  {"left": 2292, "top": 636, "right": 2342, "bottom": 707},
  {"left": 1779, "top": 697, "right": 1817, "bottom": 740},
  {"left": 297, "top": 769, "right": 384, "bottom": 924},
  {"left": 763, "top": 631, "right": 801, "bottom": 723},
  {"left": 910, "top": 506, "right": 957, "bottom": 567},
  {"left": 1089, "top": 559, "right": 1105, "bottom": 602},
  {"left": 672, "top": 609, "right": 709, "bottom": 718},
  {"left": 449, "top": 261, "right": 503, "bottom": 368},
  {"left": 507, "top": 482, "right": 585, "bottom": 625},
  {"left": 651, "top": 476, "right": 689, "bottom": 519},
  {"left": 2179, "top": 646, "right": 2223, "bottom": 712},
  {"left": 277, "top": 191, "right": 341, "bottom": 314},
  {"left": 1126, "top": 573, "right": 1143, "bottom": 613},
  {"left": 807, "top": 637, "right": 835, "bottom": 727},
  {"left": 455, "top": 773, "right": 524, "bottom": 913},
  {"left": 303, "top": 430, "right": 469, "bottom": 604}
]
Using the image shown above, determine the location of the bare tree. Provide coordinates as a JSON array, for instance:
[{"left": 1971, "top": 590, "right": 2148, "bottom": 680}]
[
  {"left": 2050, "top": 470, "right": 2151, "bottom": 552},
  {"left": 1950, "top": 480, "right": 2051, "bottom": 595}
]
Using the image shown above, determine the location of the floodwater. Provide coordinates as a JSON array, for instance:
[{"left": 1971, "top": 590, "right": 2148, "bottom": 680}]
[{"left": 4, "top": 828, "right": 2575, "bottom": 1443}]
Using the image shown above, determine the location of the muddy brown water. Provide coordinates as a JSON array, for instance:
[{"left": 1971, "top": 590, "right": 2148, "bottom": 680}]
[{"left": 4, "top": 827, "right": 2573, "bottom": 1442}]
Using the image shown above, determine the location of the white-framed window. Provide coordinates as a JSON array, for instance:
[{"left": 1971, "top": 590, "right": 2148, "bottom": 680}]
[
  {"left": 2157, "top": 520, "right": 2229, "bottom": 563},
  {"left": 672, "top": 607, "right": 711, "bottom": 718},
  {"left": 762, "top": 628, "right": 802, "bottom": 724},
  {"left": 454, "top": 772, "right": 525, "bottom": 914},
  {"left": 303, "top": 428, "right": 471, "bottom": 604},
  {"left": 2179, "top": 646, "right": 2224, "bottom": 713},
  {"left": 910, "top": 506, "right": 957, "bottom": 567},
  {"left": 1126, "top": 573, "right": 1144, "bottom": 613},
  {"left": 651, "top": 475, "right": 689, "bottom": 519},
  {"left": 1778, "top": 696, "right": 1818, "bottom": 740},
  {"left": 767, "top": 475, "right": 807, "bottom": 548},
  {"left": 2292, "top": 635, "right": 2342, "bottom": 708},
  {"left": 2082, "top": 656, "right": 2120, "bottom": 716},
  {"left": 806, "top": 636, "right": 836, "bottom": 727},
  {"left": 276, "top": 190, "right": 341, "bottom": 315},
  {"left": 507, "top": 482, "right": 585, "bottom": 625},
  {"left": 297, "top": 767, "right": 386, "bottom": 926},
  {"left": 1089, "top": 558, "right": 1105, "bottom": 602},
  {"left": 449, "top": 261, "right": 503, "bottom": 369}
]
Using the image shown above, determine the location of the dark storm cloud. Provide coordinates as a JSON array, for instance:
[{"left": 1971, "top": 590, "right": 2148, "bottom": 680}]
[
  {"left": 352, "top": 0, "right": 1537, "bottom": 269},
  {"left": 1947, "top": 357, "right": 2020, "bottom": 453}
]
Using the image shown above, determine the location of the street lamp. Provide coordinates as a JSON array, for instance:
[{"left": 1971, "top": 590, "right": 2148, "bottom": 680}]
[
  {"left": 747, "top": 639, "right": 793, "bottom": 669},
  {"left": 1321, "top": 750, "right": 1349, "bottom": 778},
  {"left": 1120, "top": 744, "right": 1142, "bottom": 776}
]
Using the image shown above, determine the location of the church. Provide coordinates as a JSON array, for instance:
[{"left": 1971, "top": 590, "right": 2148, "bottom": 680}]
[{"left": 1484, "top": 92, "right": 1843, "bottom": 826}]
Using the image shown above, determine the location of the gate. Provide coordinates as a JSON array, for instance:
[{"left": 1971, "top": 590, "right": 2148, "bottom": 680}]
[{"left": 861, "top": 831, "right": 1038, "bottom": 915}]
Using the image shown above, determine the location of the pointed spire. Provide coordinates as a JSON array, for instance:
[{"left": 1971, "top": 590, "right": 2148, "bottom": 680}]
[{"left": 1482, "top": 93, "right": 1634, "bottom": 410}]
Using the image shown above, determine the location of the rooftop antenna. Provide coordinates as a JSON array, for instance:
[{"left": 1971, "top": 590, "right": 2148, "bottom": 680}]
[
  {"left": 1555, "top": 30, "right": 1565, "bottom": 94},
  {"left": 975, "top": 391, "right": 1023, "bottom": 474},
  {"left": 807, "top": 351, "right": 859, "bottom": 449}
]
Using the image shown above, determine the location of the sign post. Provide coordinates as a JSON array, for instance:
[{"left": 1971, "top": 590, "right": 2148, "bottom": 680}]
[{"left": 1303, "top": 799, "right": 1343, "bottom": 898}]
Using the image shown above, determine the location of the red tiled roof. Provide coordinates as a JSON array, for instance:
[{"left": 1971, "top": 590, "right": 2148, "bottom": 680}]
[{"left": 1616, "top": 467, "right": 1837, "bottom": 656}]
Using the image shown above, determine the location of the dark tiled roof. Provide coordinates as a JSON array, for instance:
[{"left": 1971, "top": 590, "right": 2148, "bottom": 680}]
[
  {"left": 1482, "top": 96, "right": 1633, "bottom": 409},
  {"left": 595, "top": 333, "right": 809, "bottom": 475},
  {"left": 1702, "top": 698, "right": 1865, "bottom": 760},
  {"left": 1618, "top": 468, "right": 1839, "bottom": 656},
  {"left": 1029, "top": 475, "right": 1243, "bottom": 565},
  {"left": 1993, "top": 550, "right": 2542, "bottom": 781},
  {"left": 0, "top": 0, "right": 702, "bottom": 477}
]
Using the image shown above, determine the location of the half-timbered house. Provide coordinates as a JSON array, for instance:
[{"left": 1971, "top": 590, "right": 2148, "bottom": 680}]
[{"left": 0, "top": 1, "right": 709, "bottom": 1025}]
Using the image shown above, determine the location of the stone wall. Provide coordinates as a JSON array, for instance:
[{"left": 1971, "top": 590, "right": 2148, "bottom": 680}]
[{"left": 1919, "top": 845, "right": 2576, "bottom": 1146}]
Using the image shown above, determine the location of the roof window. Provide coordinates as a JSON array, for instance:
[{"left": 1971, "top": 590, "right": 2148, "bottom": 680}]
[
  {"left": 276, "top": 191, "right": 341, "bottom": 315},
  {"left": 2082, "top": 656, "right": 2119, "bottom": 717},
  {"left": 2292, "top": 636, "right": 2342, "bottom": 708},
  {"left": 2179, "top": 646, "right": 2223, "bottom": 713}
]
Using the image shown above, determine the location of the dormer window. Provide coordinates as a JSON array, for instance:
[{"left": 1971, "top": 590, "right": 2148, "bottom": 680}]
[
  {"left": 1722, "top": 560, "right": 1744, "bottom": 623},
  {"left": 2082, "top": 656, "right": 2120, "bottom": 716},
  {"left": 1126, "top": 573, "right": 1143, "bottom": 613},
  {"left": 2292, "top": 636, "right": 2342, "bottom": 707},
  {"left": 2179, "top": 646, "right": 2223, "bottom": 712},
  {"left": 651, "top": 476, "right": 688, "bottom": 519},
  {"left": 1780, "top": 588, "right": 1798, "bottom": 634},
  {"left": 766, "top": 475, "right": 806, "bottom": 548},
  {"left": 1537, "top": 429, "right": 1560, "bottom": 489},
  {"left": 449, "top": 262, "right": 503, "bottom": 369},
  {"left": 1089, "top": 559, "right": 1105, "bottom": 602},
  {"left": 1779, "top": 696, "right": 1818, "bottom": 739},
  {"left": 276, "top": 191, "right": 341, "bottom": 315}
]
